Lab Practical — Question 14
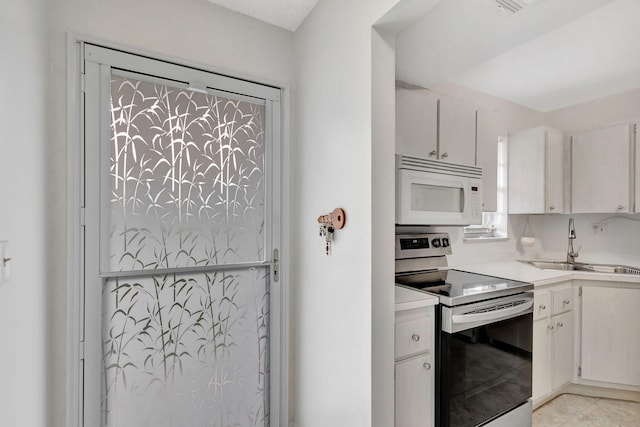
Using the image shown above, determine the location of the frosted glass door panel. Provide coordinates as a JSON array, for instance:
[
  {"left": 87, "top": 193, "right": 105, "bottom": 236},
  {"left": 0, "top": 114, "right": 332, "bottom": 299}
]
[
  {"left": 102, "top": 269, "right": 269, "bottom": 426},
  {"left": 411, "top": 183, "right": 463, "bottom": 213},
  {"left": 109, "top": 75, "right": 266, "bottom": 272},
  {"left": 82, "top": 56, "right": 277, "bottom": 427}
]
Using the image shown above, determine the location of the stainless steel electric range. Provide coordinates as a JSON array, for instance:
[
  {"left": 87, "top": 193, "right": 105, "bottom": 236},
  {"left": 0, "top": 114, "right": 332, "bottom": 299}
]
[{"left": 395, "top": 233, "right": 533, "bottom": 427}]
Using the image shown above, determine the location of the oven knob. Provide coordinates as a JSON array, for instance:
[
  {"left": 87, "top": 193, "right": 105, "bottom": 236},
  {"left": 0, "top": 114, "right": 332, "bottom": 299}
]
[
  {"left": 432, "top": 238, "right": 441, "bottom": 248},
  {"left": 442, "top": 238, "right": 450, "bottom": 247}
]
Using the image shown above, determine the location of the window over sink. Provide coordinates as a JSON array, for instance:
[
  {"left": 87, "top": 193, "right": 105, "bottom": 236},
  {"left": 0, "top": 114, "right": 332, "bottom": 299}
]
[{"left": 464, "top": 137, "right": 507, "bottom": 240}]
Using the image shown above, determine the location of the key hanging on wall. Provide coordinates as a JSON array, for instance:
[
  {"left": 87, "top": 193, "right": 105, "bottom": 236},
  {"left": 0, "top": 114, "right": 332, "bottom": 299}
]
[{"left": 317, "top": 208, "right": 346, "bottom": 255}]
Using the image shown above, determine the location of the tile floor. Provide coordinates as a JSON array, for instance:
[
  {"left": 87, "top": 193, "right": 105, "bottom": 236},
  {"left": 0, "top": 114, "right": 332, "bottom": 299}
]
[{"left": 533, "top": 393, "right": 640, "bottom": 426}]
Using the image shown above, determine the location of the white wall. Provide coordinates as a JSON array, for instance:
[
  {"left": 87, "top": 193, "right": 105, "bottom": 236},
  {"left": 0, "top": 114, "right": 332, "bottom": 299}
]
[
  {"left": 545, "top": 86, "right": 640, "bottom": 131},
  {"left": 524, "top": 214, "right": 640, "bottom": 266},
  {"left": 371, "top": 26, "right": 397, "bottom": 427},
  {"left": 0, "top": 0, "right": 48, "bottom": 426},
  {"left": 46, "top": 1, "right": 293, "bottom": 425},
  {"left": 292, "top": 0, "right": 406, "bottom": 425}
]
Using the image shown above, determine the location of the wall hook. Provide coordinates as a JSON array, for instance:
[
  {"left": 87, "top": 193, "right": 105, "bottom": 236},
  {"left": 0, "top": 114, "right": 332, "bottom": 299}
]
[{"left": 317, "top": 208, "right": 346, "bottom": 255}]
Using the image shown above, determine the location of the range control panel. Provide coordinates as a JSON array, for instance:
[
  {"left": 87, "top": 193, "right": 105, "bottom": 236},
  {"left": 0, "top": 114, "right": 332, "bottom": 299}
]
[{"left": 395, "top": 233, "right": 452, "bottom": 259}]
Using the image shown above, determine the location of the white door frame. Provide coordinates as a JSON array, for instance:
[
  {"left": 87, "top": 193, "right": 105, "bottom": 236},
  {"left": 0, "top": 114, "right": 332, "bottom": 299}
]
[{"left": 66, "top": 34, "right": 289, "bottom": 427}]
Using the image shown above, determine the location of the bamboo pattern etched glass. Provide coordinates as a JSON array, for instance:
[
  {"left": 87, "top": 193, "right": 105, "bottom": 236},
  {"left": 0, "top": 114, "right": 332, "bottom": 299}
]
[
  {"left": 103, "top": 75, "right": 269, "bottom": 426},
  {"left": 109, "top": 74, "right": 266, "bottom": 271}
]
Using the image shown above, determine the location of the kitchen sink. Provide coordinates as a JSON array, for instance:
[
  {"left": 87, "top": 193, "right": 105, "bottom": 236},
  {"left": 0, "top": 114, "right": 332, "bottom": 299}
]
[
  {"left": 584, "top": 264, "right": 640, "bottom": 275},
  {"left": 520, "top": 260, "right": 640, "bottom": 275},
  {"left": 521, "top": 260, "right": 588, "bottom": 271}
]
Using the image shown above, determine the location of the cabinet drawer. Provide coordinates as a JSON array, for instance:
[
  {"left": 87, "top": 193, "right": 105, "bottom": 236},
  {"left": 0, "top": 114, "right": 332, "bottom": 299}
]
[
  {"left": 553, "top": 287, "right": 574, "bottom": 315},
  {"left": 396, "top": 312, "right": 432, "bottom": 360},
  {"left": 534, "top": 290, "right": 551, "bottom": 321}
]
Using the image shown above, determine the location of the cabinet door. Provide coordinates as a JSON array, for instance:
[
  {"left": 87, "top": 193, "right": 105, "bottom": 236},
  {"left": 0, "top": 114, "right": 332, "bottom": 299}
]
[
  {"left": 395, "top": 87, "right": 438, "bottom": 158},
  {"left": 545, "top": 129, "right": 566, "bottom": 214},
  {"left": 572, "top": 124, "right": 632, "bottom": 213},
  {"left": 395, "top": 354, "right": 434, "bottom": 427},
  {"left": 552, "top": 311, "right": 574, "bottom": 390},
  {"left": 508, "top": 127, "right": 546, "bottom": 214},
  {"left": 581, "top": 286, "right": 640, "bottom": 386},
  {"left": 532, "top": 319, "right": 551, "bottom": 402},
  {"left": 438, "top": 96, "right": 477, "bottom": 165},
  {"left": 476, "top": 108, "right": 499, "bottom": 212}
]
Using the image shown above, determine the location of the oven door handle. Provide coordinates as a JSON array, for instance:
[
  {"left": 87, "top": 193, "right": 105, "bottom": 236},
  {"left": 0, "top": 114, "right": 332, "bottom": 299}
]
[{"left": 451, "top": 298, "right": 533, "bottom": 324}]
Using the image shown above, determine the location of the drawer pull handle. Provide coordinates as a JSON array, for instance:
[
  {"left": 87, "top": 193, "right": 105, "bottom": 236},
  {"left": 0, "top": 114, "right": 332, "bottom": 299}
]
[
  {"left": 423, "top": 362, "right": 431, "bottom": 371},
  {"left": 539, "top": 304, "right": 546, "bottom": 310},
  {"left": 557, "top": 322, "right": 564, "bottom": 328},
  {"left": 411, "top": 334, "right": 420, "bottom": 342},
  {"left": 563, "top": 299, "right": 570, "bottom": 305}
]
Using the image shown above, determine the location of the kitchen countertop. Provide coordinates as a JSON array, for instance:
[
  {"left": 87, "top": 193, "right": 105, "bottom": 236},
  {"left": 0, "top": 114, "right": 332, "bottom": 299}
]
[
  {"left": 395, "top": 260, "right": 640, "bottom": 309},
  {"left": 395, "top": 285, "right": 439, "bottom": 311},
  {"left": 453, "top": 260, "right": 640, "bottom": 287}
]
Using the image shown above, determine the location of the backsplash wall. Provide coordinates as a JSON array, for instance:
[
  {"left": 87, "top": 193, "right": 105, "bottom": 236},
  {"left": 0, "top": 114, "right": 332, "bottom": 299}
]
[
  {"left": 523, "top": 214, "right": 640, "bottom": 267},
  {"left": 423, "top": 213, "right": 640, "bottom": 268},
  {"left": 424, "top": 214, "right": 529, "bottom": 267}
]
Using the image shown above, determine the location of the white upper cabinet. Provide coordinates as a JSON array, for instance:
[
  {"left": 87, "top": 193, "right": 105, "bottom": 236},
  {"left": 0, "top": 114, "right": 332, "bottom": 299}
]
[
  {"left": 438, "top": 96, "right": 477, "bottom": 165},
  {"left": 476, "top": 108, "right": 499, "bottom": 212},
  {"left": 508, "top": 126, "right": 566, "bottom": 214},
  {"left": 395, "top": 86, "right": 477, "bottom": 165},
  {"left": 395, "top": 86, "right": 438, "bottom": 159},
  {"left": 572, "top": 124, "right": 634, "bottom": 213}
]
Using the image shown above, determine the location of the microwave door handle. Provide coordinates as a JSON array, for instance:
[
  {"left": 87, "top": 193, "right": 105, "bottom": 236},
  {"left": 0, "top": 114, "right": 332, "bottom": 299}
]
[{"left": 451, "top": 298, "right": 533, "bottom": 325}]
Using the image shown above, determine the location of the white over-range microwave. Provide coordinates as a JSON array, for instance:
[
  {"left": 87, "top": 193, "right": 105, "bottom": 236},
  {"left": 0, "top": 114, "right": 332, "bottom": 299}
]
[{"left": 396, "top": 155, "right": 483, "bottom": 226}]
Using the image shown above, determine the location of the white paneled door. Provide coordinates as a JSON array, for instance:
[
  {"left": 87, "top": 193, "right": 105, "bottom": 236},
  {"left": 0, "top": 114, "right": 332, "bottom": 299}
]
[{"left": 80, "top": 44, "right": 282, "bottom": 427}]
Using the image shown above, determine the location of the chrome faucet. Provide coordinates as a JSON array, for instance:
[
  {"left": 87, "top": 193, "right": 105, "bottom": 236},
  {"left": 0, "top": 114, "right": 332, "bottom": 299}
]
[{"left": 567, "top": 218, "right": 580, "bottom": 263}]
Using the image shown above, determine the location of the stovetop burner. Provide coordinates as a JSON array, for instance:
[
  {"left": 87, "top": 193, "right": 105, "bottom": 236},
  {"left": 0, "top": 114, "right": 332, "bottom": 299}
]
[
  {"left": 396, "top": 269, "right": 532, "bottom": 306},
  {"left": 395, "top": 232, "right": 532, "bottom": 306}
]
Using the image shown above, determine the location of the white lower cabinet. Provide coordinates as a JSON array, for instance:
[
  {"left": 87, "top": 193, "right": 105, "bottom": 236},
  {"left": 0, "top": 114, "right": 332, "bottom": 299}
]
[
  {"left": 395, "top": 354, "right": 433, "bottom": 427},
  {"left": 532, "top": 283, "right": 575, "bottom": 403},
  {"left": 580, "top": 285, "right": 640, "bottom": 387},
  {"left": 395, "top": 305, "right": 434, "bottom": 427}
]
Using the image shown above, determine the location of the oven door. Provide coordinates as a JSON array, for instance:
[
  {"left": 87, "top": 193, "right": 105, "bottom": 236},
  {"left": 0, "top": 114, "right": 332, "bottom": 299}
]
[{"left": 438, "top": 303, "right": 533, "bottom": 427}]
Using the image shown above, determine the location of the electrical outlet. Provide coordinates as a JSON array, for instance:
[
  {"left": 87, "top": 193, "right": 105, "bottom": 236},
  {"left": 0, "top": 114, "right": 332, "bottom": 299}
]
[{"left": 591, "top": 223, "right": 606, "bottom": 235}]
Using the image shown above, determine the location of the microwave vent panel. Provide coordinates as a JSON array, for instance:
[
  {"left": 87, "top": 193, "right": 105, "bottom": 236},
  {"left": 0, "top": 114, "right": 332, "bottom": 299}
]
[{"left": 396, "top": 155, "right": 482, "bottom": 179}]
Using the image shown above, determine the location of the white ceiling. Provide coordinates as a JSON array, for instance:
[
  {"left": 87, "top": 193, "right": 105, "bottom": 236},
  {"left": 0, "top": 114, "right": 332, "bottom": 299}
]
[
  {"left": 396, "top": 0, "right": 639, "bottom": 112},
  {"left": 208, "top": 0, "right": 640, "bottom": 112},
  {"left": 206, "top": 0, "right": 319, "bottom": 31}
]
